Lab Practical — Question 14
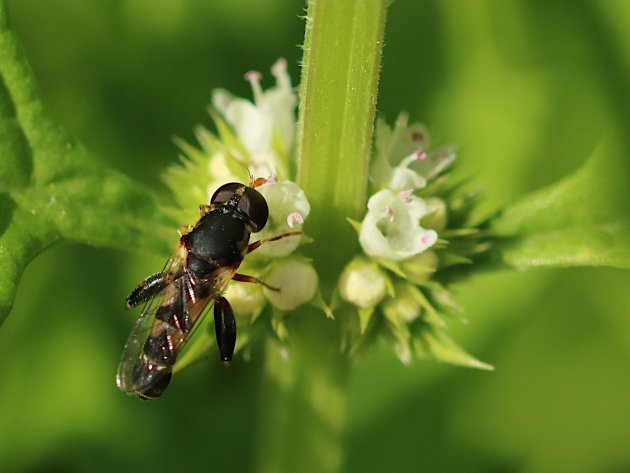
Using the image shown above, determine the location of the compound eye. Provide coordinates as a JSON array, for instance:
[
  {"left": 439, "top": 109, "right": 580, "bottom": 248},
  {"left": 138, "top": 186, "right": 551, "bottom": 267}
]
[
  {"left": 238, "top": 187, "right": 268, "bottom": 232},
  {"left": 210, "top": 182, "right": 242, "bottom": 205}
]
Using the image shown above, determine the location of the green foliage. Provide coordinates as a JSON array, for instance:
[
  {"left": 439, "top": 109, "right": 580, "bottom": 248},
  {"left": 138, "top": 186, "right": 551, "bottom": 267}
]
[
  {"left": 1, "top": 1, "right": 629, "bottom": 473},
  {"left": 490, "top": 137, "right": 630, "bottom": 269},
  {"left": 0, "top": 2, "right": 170, "bottom": 324}
]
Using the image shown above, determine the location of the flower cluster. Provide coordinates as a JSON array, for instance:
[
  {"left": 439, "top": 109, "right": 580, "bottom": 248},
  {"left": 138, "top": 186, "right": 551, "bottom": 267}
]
[
  {"left": 340, "top": 114, "right": 492, "bottom": 369},
  {"left": 164, "top": 60, "right": 490, "bottom": 370},
  {"left": 163, "top": 59, "right": 317, "bottom": 363}
]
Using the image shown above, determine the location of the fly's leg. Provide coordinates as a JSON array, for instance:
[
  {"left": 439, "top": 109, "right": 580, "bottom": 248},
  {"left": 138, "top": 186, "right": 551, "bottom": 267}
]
[
  {"left": 178, "top": 225, "right": 193, "bottom": 236},
  {"left": 214, "top": 296, "right": 237, "bottom": 363},
  {"left": 233, "top": 273, "right": 280, "bottom": 292},
  {"left": 246, "top": 231, "right": 302, "bottom": 254},
  {"left": 126, "top": 272, "right": 168, "bottom": 308},
  {"left": 240, "top": 232, "right": 301, "bottom": 291}
]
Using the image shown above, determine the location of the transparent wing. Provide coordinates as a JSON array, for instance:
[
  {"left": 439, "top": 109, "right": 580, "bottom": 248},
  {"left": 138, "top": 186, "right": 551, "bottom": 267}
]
[
  {"left": 116, "top": 265, "right": 234, "bottom": 396},
  {"left": 116, "top": 246, "right": 186, "bottom": 394},
  {"left": 116, "top": 282, "right": 173, "bottom": 394}
]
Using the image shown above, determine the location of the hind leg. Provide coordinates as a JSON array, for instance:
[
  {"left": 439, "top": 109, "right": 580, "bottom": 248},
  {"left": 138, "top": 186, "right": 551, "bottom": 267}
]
[{"left": 214, "top": 296, "right": 237, "bottom": 363}]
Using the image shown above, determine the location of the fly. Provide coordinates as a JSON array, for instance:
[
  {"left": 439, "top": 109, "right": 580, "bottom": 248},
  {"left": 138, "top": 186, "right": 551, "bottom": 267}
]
[{"left": 116, "top": 177, "right": 300, "bottom": 399}]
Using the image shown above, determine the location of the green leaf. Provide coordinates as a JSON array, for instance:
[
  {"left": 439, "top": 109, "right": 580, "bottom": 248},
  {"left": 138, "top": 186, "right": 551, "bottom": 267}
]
[
  {"left": 0, "top": 2, "right": 170, "bottom": 324},
  {"left": 490, "top": 136, "right": 630, "bottom": 270}
]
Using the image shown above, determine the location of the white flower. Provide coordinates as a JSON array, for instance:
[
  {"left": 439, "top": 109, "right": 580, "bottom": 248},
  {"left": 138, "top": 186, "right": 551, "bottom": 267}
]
[
  {"left": 338, "top": 258, "right": 388, "bottom": 308},
  {"left": 359, "top": 189, "right": 438, "bottom": 261},
  {"left": 255, "top": 180, "right": 310, "bottom": 257},
  {"left": 408, "top": 145, "right": 456, "bottom": 181},
  {"left": 371, "top": 114, "right": 429, "bottom": 189},
  {"left": 263, "top": 258, "right": 318, "bottom": 311},
  {"left": 370, "top": 114, "right": 456, "bottom": 191},
  {"left": 389, "top": 166, "right": 426, "bottom": 192},
  {"left": 212, "top": 58, "right": 297, "bottom": 179}
]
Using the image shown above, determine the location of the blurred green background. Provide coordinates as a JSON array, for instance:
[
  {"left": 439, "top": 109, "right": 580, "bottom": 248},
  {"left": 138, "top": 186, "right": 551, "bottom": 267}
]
[{"left": 1, "top": 1, "right": 629, "bottom": 472}]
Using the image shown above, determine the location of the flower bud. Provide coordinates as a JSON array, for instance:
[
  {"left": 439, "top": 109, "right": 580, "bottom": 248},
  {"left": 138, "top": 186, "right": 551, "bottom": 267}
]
[
  {"left": 382, "top": 283, "right": 422, "bottom": 326},
  {"left": 263, "top": 258, "right": 318, "bottom": 310},
  {"left": 338, "top": 258, "right": 388, "bottom": 308},
  {"left": 422, "top": 198, "right": 448, "bottom": 231},
  {"left": 400, "top": 250, "right": 439, "bottom": 282},
  {"left": 223, "top": 281, "right": 264, "bottom": 317}
]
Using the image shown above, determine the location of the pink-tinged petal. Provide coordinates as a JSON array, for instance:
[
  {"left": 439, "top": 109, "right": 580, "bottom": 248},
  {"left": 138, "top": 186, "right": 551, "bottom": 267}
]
[
  {"left": 413, "top": 147, "right": 428, "bottom": 161},
  {"left": 287, "top": 212, "right": 304, "bottom": 228}
]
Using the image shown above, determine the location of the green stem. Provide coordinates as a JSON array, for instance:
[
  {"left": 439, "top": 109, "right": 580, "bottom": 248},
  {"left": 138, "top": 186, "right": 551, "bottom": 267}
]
[
  {"left": 255, "top": 311, "right": 350, "bottom": 473},
  {"left": 255, "top": 1, "right": 388, "bottom": 472},
  {"left": 297, "top": 0, "right": 388, "bottom": 287}
]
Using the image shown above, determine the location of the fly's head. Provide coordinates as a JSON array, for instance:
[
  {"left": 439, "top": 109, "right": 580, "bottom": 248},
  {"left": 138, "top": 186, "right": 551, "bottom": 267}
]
[{"left": 211, "top": 182, "right": 269, "bottom": 233}]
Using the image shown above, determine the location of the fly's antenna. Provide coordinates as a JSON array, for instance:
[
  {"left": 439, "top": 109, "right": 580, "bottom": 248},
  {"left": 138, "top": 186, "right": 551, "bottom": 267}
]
[
  {"left": 247, "top": 167, "right": 256, "bottom": 187},
  {"left": 232, "top": 159, "right": 271, "bottom": 188}
]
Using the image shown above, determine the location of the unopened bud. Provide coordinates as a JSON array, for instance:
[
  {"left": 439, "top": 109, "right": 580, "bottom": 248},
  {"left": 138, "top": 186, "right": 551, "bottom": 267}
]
[
  {"left": 382, "top": 283, "right": 422, "bottom": 325},
  {"left": 338, "top": 258, "right": 388, "bottom": 309},
  {"left": 263, "top": 258, "right": 318, "bottom": 311}
]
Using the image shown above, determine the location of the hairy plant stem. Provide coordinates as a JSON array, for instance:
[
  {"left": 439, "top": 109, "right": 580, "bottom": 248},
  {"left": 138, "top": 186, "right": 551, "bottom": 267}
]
[
  {"left": 256, "top": 0, "right": 388, "bottom": 472},
  {"left": 256, "top": 312, "right": 350, "bottom": 473}
]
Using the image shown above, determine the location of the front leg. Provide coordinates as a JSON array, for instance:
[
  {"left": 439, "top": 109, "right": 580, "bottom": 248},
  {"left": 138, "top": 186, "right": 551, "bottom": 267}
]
[
  {"left": 247, "top": 231, "right": 302, "bottom": 254},
  {"left": 126, "top": 272, "right": 169, "bottom": 308}
]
